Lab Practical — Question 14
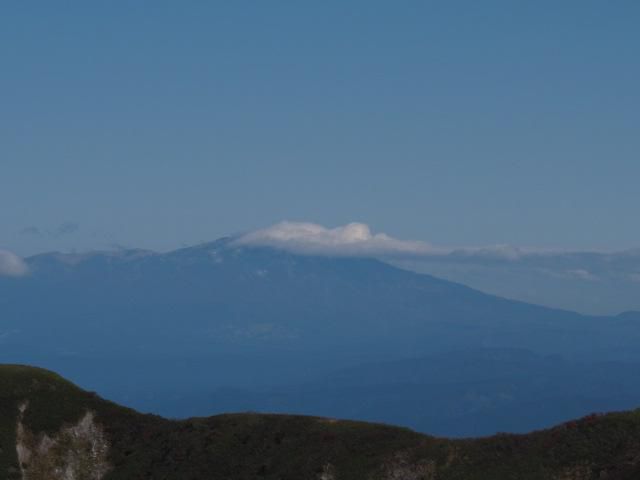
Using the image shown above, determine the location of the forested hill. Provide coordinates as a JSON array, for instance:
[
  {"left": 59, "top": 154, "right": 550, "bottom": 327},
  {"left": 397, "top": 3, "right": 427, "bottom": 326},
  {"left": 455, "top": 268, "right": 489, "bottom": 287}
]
[{"left": 1, "top": 365, "right": 640, "bottom": 480}]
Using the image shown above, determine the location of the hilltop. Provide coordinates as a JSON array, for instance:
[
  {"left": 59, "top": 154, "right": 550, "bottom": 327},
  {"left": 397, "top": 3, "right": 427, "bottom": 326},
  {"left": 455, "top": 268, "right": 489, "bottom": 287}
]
[{"left": 1, "top": 365, "right": 640, "bottom": 480}]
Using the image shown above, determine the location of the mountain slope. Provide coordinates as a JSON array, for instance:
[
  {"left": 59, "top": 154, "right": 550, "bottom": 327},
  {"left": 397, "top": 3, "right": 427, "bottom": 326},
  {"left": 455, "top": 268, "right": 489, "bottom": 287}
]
[
  {"left": 2, "top": 365, "right": 640, "bottom": 480},
  {"left": 3, "top": 240, "right": 639, "bottom": 360}
]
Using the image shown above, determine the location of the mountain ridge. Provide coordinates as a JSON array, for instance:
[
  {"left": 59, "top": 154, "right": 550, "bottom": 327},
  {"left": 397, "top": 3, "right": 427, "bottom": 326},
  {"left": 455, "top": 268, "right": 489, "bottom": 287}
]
[{"left": 16, "top": 241, "right": 633, "bottom": 322}]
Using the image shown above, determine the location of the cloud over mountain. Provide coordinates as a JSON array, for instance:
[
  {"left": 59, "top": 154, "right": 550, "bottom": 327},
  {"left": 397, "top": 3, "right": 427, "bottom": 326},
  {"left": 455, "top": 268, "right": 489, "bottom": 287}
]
[
  {"left": 235, "top": 221, "right": 444, "bottom": 257},
  {"left": 0, "top": 250, "right": 29, "bottom": 276},
  {"left": 235, "top": 221, "right": 543, "bottom": 260},
  {"left": 233, "top": 222, "right": 640, "bottom": 315}
]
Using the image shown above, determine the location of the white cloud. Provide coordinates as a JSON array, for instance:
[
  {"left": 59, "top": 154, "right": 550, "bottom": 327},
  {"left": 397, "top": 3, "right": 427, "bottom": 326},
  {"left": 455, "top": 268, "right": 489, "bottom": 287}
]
[
  {"left": 235, "top": 221, "right": 445, "bottom": 257},
  {"left": 0, "top": 250, "right": 29, "bottom": 277},
  {"left": 446, "top": 244, "right": 528, "bottom": 261},
  {"left": 566, "top": 269, "right": 598, "bottom": 281},
  {"left": 233, "top": 221, "right": 640, "bottom": 291},
  {"left": 234, "top": 221, "right": 565, "bottom": 260},
  {"left": 234, "top": 221, "right": 553, "bottom": 260}
]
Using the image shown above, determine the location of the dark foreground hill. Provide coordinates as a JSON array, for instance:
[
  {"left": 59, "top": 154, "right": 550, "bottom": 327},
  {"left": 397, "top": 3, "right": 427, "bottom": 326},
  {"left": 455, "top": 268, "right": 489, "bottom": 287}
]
[{"left": 2, "top": 365, "right": 640, "bottom": 480}]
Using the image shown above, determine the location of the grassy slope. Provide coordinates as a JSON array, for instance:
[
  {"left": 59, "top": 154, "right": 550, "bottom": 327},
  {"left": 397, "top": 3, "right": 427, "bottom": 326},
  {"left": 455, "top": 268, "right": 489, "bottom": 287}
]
[{"left": 1, "top": 365, "right": 640, "bottom": 479}]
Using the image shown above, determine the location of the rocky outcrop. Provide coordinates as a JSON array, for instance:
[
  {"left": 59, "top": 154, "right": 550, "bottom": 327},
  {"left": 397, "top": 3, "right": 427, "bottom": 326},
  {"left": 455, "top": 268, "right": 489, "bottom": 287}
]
[
  {"left": 376, "top": 451, "right": 437, "bottom": 480},
  {"left": 16, "top": 403, "right": 110, "bottom": 480}
]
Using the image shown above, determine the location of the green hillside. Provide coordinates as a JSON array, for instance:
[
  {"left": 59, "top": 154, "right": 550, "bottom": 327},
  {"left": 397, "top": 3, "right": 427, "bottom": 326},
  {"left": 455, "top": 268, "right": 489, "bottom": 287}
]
[{"left": 1, "top": 365, "right": 640, "bottom": 480}]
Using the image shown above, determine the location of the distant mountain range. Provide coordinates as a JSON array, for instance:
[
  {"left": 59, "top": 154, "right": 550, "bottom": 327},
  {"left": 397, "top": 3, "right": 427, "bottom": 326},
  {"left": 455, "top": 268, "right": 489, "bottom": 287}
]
[
  {"left": 395, "top": 249, "right": 640, "bottom": 315},
  {"left": 1, "top": 238, "right": 640, "bottom": 436},
  {"left": 2, "top": 365, "right": 640, "bottom": 480}
]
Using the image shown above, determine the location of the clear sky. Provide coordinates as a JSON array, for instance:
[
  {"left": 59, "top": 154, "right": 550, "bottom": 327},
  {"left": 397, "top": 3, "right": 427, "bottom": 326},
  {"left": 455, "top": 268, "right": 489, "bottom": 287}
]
[{"left": 2, "top": 1, "right": 639, "bottom": 255}]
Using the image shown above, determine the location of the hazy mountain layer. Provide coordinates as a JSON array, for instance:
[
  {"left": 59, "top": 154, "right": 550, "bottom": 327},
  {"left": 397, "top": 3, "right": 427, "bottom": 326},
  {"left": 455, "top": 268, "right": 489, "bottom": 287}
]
[
  {"left": 2, "top": 240, "right": 640, "bottom": 435},
  {"left": 167, "top": 349, "right": 640, "bottom": 438},
  {"left": 4, "top": 240, "right": 639, "bottom": 359}
]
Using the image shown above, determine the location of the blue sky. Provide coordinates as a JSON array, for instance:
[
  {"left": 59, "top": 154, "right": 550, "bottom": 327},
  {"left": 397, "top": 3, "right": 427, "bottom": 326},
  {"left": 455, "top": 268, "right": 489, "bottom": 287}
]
[{"left": 2, "top": 1, "right": 639, "bottom": 255}]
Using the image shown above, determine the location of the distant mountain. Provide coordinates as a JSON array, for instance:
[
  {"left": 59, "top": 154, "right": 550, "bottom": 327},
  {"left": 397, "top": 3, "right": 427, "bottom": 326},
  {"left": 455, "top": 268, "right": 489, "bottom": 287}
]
[
  {"left": 617, "top": 311, "right": 640, "bottom": 322},
  {"left": 2, "top": 239, "right": 640, "bottom": 435},
  {"left": 3, "top": 239, "right": 638, "bottom": 358},
  {"left": 394, "top": 249, "right": 640, "bottom": 315},
  {"left": 2, "top": 365, "right": 640, "bottom": 480}
]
